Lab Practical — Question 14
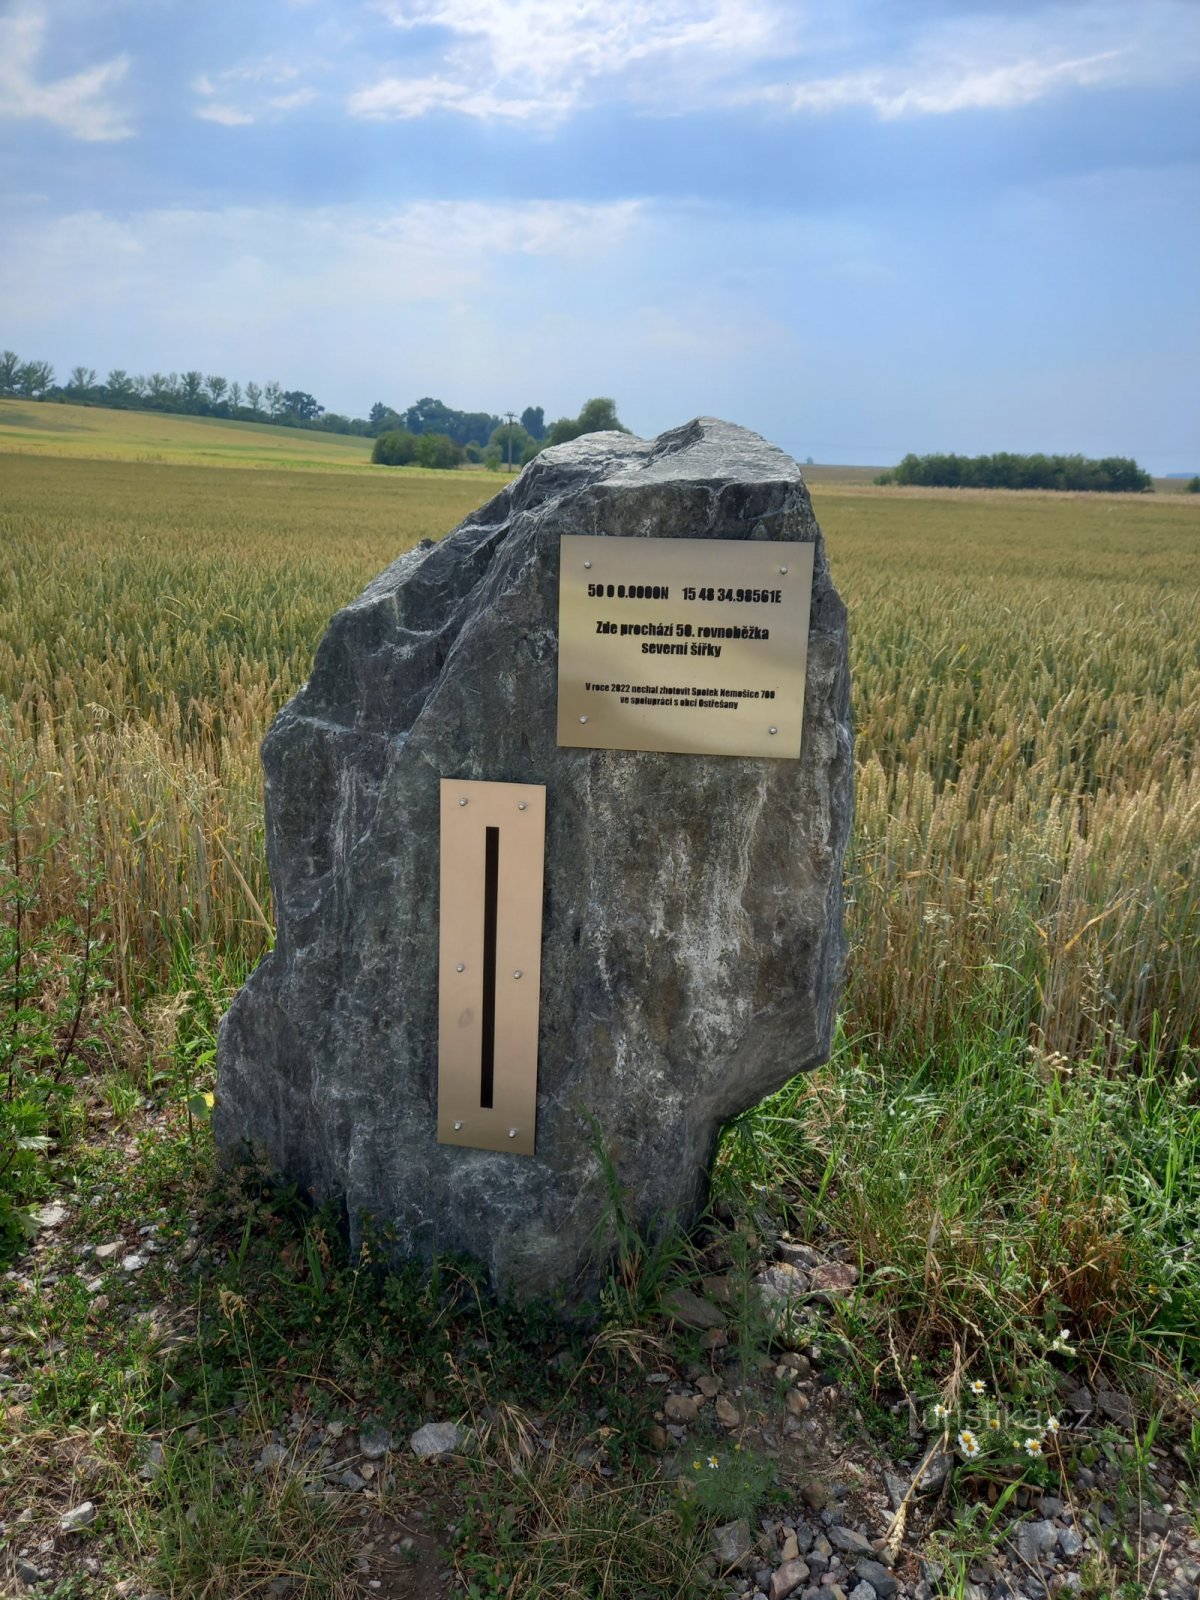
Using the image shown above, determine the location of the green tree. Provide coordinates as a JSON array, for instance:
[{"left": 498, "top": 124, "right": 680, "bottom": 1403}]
[
  {"left": 520, "top": 405, "right": 545, "bottom": 440},
  {"left": 145, "top": 373, "right": 177, "bottom": 408},
  {"left": 369, "top": 401, "right": 403, "bottom": 436},
  {"left": 0, "top": 351, "right": 19, "bottom": 394},
  {"left": 67, "top": 365, "right": 97, "bottom": 401},
  {"left": 1187, "top": 476, "right": 1200, "bottom": 494},
  {"left": 16, "top": 360, "right": 54, "bottom": 398},
  {"left": 206, "top": 374, "right": 228, "bottom": 407},
  {"left": 180, "top": 370, "right": 205, "bottom": 411},
  {"left": 372, "top": 429, "right": 418, "bottom": 466},
  {"left": 263, "top": 381, "right": 283, "bottom": 418},
  {"left": 488, "top": 420, "right": 533, "bottom": 467},
  {"left": 577, "top": 396, "right": 626, "bottom": 433},
  {"left": 405, "top": 396, "right": 451, "bottom": 435},
  {"left": 545, "top": 396, "right": 629, "bottom": 448},
  {"left": 404, "top": 396, "right": 499, "bottom": 446},
  {"left": 105, "top": 369, "right": 138, "bottom": 407},
  {"left": 415, "top": 431, "right": 463, "bottom": 469},
  {"left": 228, "top": 380, "right": 242, "bottom": 412},
  {"left": 244, "top": 381, "right": 263, "bottom": 416},
  {"left": 890, "top": 450, "right": 1152, "bottom": 493},
  {"left": 281, "top": 389, "right": 323, "bottom": 423}
]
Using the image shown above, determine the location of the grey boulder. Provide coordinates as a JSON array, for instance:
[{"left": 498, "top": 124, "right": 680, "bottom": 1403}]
[{"left": 215, "top": 417, "right": 852, "bottom": 1303}]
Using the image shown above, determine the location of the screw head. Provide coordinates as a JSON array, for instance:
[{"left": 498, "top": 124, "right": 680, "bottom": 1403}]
[
  {"left": 518, "top": 801, "right": 527, "bottom": 811},
  {"left": 456, "top": 963, "right": 465, "bottom": 973},
  {"left": 458, "top": 797, "right": 468, "bottom": 806},
  {"left": 579, "top": 715, "right": 588, "bottom": 724},
  {"left": 453, "top": 1120, "right": 464, "bottom": 1131},
  {"left": 508, "top": 1128, "right": 518, "bottom": 1139},
  {"left": 583, "top": 560, "right": 592, "bottom": 569},
  {"left": 780, "top": 565, "right": 789, "bottom": 575},
  {"left": 513, "top": 969, "right": 523, "bottom": 979},
  {"left": 769, "top": 726, "right": 778, "bottom": 735}
]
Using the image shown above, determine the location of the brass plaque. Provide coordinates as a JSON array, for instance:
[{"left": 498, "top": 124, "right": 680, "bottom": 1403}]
[
  {"left": 557, "top": 535, "right": 815, "bottom": 758},
  {"left": 438, "top": 779, "right": 546, "bottom": 1156}
]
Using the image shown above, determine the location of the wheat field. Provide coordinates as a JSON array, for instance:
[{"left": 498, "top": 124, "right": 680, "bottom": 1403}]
[{"left": 3, "top": 445, "right": 1198, "bottom": 1064}]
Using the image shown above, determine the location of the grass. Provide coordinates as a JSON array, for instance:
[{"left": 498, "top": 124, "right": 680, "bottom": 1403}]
[
  {"left": 719, "top": 1020, "right": 1200, "bottom": 1377},
  {"left": 0, "top": 1108, "right": 720, "bottom": 1597},
  {"left": 7, "top": 1081, "right": 1192, "bottom": 1596},
  {"left": 1, "top": 405, "right": 1198, "bottom": 1593}
]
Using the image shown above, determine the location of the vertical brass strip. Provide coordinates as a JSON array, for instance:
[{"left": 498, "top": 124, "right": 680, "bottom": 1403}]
[
  {"left": 438, "top": 779, "right": 545, "bottom": 1156},
  {"left": 480, "top": 825, "right": 499, "bottom": 1109}
]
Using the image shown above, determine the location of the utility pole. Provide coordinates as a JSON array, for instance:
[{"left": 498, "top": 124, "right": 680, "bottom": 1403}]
[{"left": 504, "top": 411, "right": 517, "bottom": 471}]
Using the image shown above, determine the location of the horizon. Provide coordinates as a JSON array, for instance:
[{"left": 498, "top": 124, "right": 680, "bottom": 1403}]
[
  {"left": 4, "top": 392, "right": 1196, "bottom": 479},
  {"left": 2, "top": 0, "right": 1198, "bottom": 476}
]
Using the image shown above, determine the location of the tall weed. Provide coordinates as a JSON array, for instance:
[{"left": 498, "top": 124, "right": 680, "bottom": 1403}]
[{"left": 0, "top": 732, "right": 111, "bottom": 1259}]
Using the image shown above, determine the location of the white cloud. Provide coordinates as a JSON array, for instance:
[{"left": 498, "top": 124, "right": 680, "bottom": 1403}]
[
  {"left": 0, "top": 2, "right": 132, "bottom": 141},
  {"left": 373, "top": 0, "right": 783, "bottom": 85},
  {"left": 361, "top": 197, "right": 646, "bottom": 264},
  {"left": 192, "top": 56, "right": 315, "bottom": 126},
  {"left": 356, "top": 0, "right": 791, "bottom": 122},
  {"left": 348, "top": 73, "right": 567, "bottom": 122},
  {"left": 353, "top": 0, "right": 1197, "bottom": 124},
  {"left": 781, "top": 49, "right": 1125, "bottom": 118},
  {"left": 269, "top": 88, "right": 319, "bottom": 112},
  {"left": 769, "top": 2, "right": 1196, "bottom": 120},
  {"left": 196, "top": 103, "right": 257, "bottom": 127}
]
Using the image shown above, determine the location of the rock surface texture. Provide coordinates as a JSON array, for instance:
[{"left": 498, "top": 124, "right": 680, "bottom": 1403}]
[{"left": 215, "top": 418, "right": 853, "bottom": 1302}]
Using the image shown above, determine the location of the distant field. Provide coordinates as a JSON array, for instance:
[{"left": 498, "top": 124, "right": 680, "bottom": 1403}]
[
  {"left": 799, "top": 463, "right": 883, "bottom": 485},
  {"left": 3, "top": 443, "right": 1197, "bottom": 1067},
  {"left": 0, "top": 396, "right": 375, "bottom": 470},
  {"left": 0, "top": 399, "right": 884, "bottom": 481}
]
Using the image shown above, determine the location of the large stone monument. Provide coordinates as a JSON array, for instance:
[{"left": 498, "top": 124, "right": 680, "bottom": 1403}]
[{"left": 215, "top": 418, "right": 852, "bottom": 1303}]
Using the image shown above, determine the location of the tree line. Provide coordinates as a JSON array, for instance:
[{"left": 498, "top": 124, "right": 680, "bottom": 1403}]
[
  {"left": 0, "top": 350, "right": 357, "bottom": 432},
  {"left": 372, "top": 397, "right": 628, "bottom": 471},
  {"left": 875, "top": 451, "right": 1153, "bottom": 493},
  {"left": 0, "top": 348, "right": 550, "bottom": 449}
]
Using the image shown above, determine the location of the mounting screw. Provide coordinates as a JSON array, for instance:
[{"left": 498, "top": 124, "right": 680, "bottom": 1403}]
[
  {"left": 456, "top": 963, "right": 465, "bottom": 973},
  {"left": 779, "top": 566, "right": 789, "bottom": 574},
  {"left": 513, "top": 969, "right": 523, "bottom": 979},
  {"left": 584, "top": 560, "right": 592, "bottom": 569},
  {"left": 458, "top": 797, "right": 468, "bottom": 807},
  {"left": 508, "top": 1128, "right": 518, "bottom": 1139},
  {"left": 579, "top": 715, "right": 588, "bottom": 724},
  {"left": 518, "top": 801, "right": 527, "bottom": 811},
  {"left": 453, "top": 1120, "right": 464, "bottom": 1131},
  {"left": 769, "top": 726, "right": 778, "bottom": 735}
]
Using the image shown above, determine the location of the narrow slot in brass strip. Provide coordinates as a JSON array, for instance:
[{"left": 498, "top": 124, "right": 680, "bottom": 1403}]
[{"left": 480, "top": 824, "right": 499, "bottom": 1109}]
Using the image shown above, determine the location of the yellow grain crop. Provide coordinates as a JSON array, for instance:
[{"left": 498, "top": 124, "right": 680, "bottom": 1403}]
[{"left": 2, "top": 449, "right": 1197, "bottom": 1063}]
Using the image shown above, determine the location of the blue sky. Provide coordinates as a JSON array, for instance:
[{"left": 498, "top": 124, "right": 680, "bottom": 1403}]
[{"left": 2, "top": 0, "right": 1197, "bottom": 469}]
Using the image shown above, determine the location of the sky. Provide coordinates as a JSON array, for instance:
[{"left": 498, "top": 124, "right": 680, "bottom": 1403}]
[{"left": 1, "top": 0, "right": 1198, "bottom": 470}]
